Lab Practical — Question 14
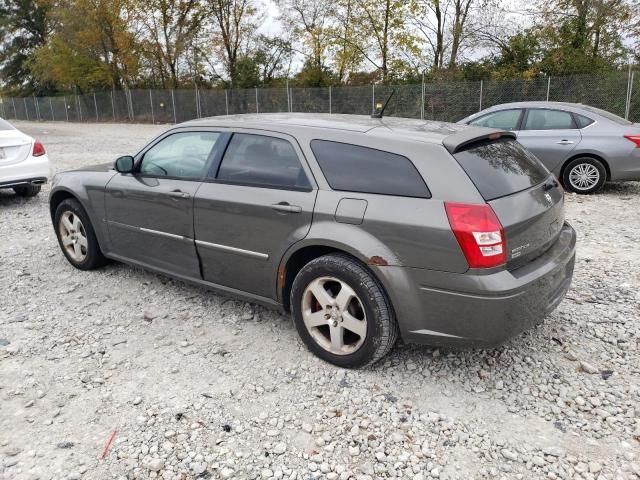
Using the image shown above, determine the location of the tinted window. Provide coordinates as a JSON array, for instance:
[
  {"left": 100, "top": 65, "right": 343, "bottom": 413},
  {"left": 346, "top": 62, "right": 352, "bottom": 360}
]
[
  {"left": 310, "top": 140, "right": 430, "bottom": 198},
  {"left": 580, "top": 105, "right": 631, "bottom": 125},
  {"left": 524, "top": 109, "right": 576, "bottom": 130},
  {"left": 141, "top": 131, "right": 219, "bottom": 178},
  {"left": 469, "top": 110, "right": 522, "bottom": 130},
  {"left": 217, "top": 133, "right": 310, "bottom": 190},
  {"left": 453, "top": 139, "right": 549, "bottom": 200},
  {"left": 0, "top": 118, "right": 14, "bottom": 130},
  {"left": 575, "top": 114, "right": 595, "bottom": 128}
]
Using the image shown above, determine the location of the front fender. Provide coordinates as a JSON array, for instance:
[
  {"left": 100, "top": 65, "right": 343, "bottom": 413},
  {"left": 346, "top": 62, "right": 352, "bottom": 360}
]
[{"left": 49, "top": 171, "right": 117, "bottom": 252}]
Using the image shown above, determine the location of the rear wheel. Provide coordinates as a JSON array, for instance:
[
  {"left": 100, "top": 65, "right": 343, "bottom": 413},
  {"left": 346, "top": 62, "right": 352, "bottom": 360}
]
[
  {"left": 290, "top": 253, "right": 398, "bottom": 368},
  {"left": 13, "top": 184, "right": 41, "bottom": 197},
  {"left": 54, "top": 198, "right": 107, "bottom": 270},
  {"left": 562, "top": 157, "right": 606, "bottom": 194}
]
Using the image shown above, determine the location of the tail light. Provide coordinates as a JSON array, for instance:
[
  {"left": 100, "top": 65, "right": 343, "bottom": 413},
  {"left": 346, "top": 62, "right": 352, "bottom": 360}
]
[
  {"left": 624, "top": 135, "right": 640, "bottom": 148},
  {"left": 32, "top": 140, "right": 46, "bottom": 157},
  {"left": 444, "top": 202, "right": 506, "bottom": 269}
]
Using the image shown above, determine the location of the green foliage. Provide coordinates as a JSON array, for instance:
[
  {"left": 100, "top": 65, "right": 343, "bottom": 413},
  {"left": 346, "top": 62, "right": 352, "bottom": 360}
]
[
  {"left": 0, "top": 0, "right": 54, "bottom": 95},
  {"left": 29, "top": 0, "right": 141, "bottom": 92}
]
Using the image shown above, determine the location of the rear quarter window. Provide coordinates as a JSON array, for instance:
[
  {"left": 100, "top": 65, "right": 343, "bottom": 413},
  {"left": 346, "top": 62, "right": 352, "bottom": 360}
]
[
  {"left": 575, "top": 114, "right": 595, "bottom": 128},
  {"left": 453, "top": 138, "right": 549, "bottom": 200},
  {"left": 310, "top": 140, "right": 430, "bottom": 198}
]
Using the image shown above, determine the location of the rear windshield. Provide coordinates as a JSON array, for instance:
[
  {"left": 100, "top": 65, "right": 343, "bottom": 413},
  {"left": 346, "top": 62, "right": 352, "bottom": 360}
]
[
  {"left": 0, "top": 118, "right": 14, "bottom": 130},
  {"left": 453, "top": 138, "right": 549, "bottom": 200}
]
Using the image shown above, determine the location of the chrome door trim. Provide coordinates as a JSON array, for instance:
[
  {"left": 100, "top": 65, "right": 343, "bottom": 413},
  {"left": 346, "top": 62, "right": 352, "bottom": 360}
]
[
  {"left": 140, "top": 227, "right": 191, "bottom": 242},
  {"left": 195, "top": 239, "right": 269, "bottom": 260},
  {"left": 107, "top": 220, "right": 192, "bottom": 243}
]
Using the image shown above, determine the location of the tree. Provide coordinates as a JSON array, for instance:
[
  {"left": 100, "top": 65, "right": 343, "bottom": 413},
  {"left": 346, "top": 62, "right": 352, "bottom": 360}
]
[
  {"left": 135, "top": 0, "right": 207, "bottom": 88},
  {"left": 208, "top": 0, "right": 260, "bottom": 87},
  {"left": 410, "top": 0, "right": 445, "bottom": 70},
  {"left": 31, "top": 0, "right": 140, "bottom": 91},
  {"left": 277, "top": 0, "right": 334, "bottom": 85},
  {"left": 253, "top": 34, "right": 293, "bottom": 84},
  {"left": 330, "top": 0, "right": 363, "bottom": 82},
  {"left": 535, "top": 0, "right": 632, "bottom": 75},
  {"left": 0, "top": 0, "right": 54, "bottom": 94},
  {"left": 410, "top": 0, "right": 490, "bottom": 72}
]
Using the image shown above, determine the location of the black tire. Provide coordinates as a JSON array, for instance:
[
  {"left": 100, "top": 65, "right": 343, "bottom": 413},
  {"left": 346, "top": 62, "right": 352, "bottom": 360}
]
[
  {"left": 562, "top": 157, "right": 606, "bottom": 194},
  {"left": 290, "top": 253, "right": 398, "bottom": 368},
  {"left": 54, "top": 198, "right": 107, "bottom": 270},
  {"left": 13, "top": 184, "right": 41, "bottom": 197}
]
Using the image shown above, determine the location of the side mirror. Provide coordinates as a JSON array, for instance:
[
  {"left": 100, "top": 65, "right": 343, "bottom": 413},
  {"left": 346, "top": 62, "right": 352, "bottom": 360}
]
[{"left": 114, "top": 155, "right": 134, "bottom": 173}]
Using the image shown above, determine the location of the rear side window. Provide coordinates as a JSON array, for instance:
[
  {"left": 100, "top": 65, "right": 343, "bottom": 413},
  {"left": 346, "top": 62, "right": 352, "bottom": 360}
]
[
  {"left": 453, "top": 138, "right": 549, "bottom": 200},
  {"left": 310, "top": 140, "right": 430, "bottom": 198},
  {"left": 581, "top": 105, "right": 631, "bottom": 125},
  {"left": 0, "top": 118, "right": 14, "bottom": 130},
  {"left": 575, "top": 114, "right": 594, "bottom": 128},
  {"left": 524, "top": 109, "right": 576, "bottom": 130},
  {"left": 217, "top": 133, "right": 311, "bottom": 190}
]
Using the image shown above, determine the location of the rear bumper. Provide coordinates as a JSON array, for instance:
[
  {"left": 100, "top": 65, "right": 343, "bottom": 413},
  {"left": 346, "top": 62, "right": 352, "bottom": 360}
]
[
  {"left": 0, "top": 154, "right": 50, "bottom": 187},
  {"left": 374, "top": 222, "right": 577, "bottom": 347}
]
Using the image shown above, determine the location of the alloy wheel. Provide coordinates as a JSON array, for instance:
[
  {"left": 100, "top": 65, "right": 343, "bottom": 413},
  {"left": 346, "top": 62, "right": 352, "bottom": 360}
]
[
  {"left": 59, "top": 211, "right": 88, "bottom": 262},
  {"left": 568, "top": 163, "right": 600, "bottom": 191},
  {"left": 301, "top": 276, "right": 367, "bottom": 355}
]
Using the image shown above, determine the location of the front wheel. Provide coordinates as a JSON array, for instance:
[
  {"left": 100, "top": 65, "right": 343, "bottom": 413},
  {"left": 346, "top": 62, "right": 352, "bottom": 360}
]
[
  {"left": 290, "top": 254, "right": 398, "bottom": 368},
  {"left": 54, "top": 198, "right": 107, "bottom": 270},
  {"left": 562, "top": 157, "right": 606, "bottom": 194}
]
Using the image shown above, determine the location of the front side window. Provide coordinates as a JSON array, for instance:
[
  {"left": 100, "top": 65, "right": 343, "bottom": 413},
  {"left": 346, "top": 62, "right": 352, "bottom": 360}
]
[
  {"left": 310, "top": 140, "right": 430, "bottom": 198},
  {"left": 140, "top": 131, "right": 220, "bottom": 179},
  {"left": 216, "top": 133, "right": 311, "bottom": 190},
  {"left": 469, "top": 109, "right": 522, "bottom": 130},
  {"left": 523, "top": 109, "right": 576, "bottom": 130}
]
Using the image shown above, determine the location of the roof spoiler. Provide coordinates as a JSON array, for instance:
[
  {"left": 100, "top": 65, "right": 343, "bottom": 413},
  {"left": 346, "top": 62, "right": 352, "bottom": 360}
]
[{"left": 443, "top": 129, "right": 516, "bottom": 154}]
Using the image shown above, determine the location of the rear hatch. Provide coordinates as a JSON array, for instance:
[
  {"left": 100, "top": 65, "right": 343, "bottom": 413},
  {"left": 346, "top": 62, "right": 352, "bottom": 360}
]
[
  {"left": 451, "top": 135, "right": 565, "bottom": 269},
  {"left": 0, "top": 119, "right": 32, "bottom": 167}
]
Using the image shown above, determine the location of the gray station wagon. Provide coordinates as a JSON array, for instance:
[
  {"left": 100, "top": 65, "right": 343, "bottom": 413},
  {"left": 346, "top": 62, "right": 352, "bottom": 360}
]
[{"left": 49, "top": 113, "right": 576, "bottom": 368}]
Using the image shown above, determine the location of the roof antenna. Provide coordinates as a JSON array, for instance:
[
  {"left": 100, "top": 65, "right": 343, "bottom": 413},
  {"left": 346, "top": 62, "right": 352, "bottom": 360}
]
[{"left": 371, "top": 89, "right": 395, "bottom": 119}]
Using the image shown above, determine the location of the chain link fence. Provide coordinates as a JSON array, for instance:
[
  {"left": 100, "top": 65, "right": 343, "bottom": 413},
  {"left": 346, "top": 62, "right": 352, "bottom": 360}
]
[{"left": 1, "top": 71, "right": 637, "bottom": 124}]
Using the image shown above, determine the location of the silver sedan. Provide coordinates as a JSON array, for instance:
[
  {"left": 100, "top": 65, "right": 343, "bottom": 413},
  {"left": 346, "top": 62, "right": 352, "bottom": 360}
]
[{"left": 459, "top": 102, "right": 640, "bottom": 193}]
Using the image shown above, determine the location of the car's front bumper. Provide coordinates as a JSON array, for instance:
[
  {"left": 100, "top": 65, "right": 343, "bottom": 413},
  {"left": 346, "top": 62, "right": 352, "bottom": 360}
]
[
  {"left": 374, "top": 222, "right": 577, "bottom": 347},
  {"left": 0, "top": 154, "right": 50, "bottom": 188}
]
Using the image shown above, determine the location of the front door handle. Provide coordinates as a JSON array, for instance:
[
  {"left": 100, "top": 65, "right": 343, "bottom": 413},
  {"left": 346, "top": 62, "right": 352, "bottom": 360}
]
[
  {"left": 168, "top": 190, "right": 190, "bottom": 199},
  {"left": 556, "top": 139, "right": 574, "bottom": 145},
  {"left": 271, "top": 202, "right": 302, "bottom": 213}
]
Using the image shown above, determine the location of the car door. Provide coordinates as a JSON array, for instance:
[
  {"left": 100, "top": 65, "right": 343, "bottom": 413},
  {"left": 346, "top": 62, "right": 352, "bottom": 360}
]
[
  {"left": 467, "top": 108, "right": 524, "bottom": 131},
  {"left": 193, "top": 131, "right": 317, "bottom": 299},
  {"left": 105, "top": 129, "right": 225, "bottom": 278},
  {"left": 515, "top": 108, "right": 582, "bottom": 172}
]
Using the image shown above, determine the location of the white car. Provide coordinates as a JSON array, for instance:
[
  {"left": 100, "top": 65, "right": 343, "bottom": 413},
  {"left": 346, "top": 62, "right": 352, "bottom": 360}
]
[{"left": 0, "top": 118, "right": 49, "bottom": 197}]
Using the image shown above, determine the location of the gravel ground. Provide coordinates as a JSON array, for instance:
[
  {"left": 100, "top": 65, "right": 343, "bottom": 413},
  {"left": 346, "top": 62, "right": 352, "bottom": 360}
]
[{"left": 1, "top": 121, "right": 640, "bottom": 480}]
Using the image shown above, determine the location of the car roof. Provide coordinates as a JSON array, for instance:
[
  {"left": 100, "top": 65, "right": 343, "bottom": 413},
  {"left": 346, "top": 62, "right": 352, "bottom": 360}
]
[
  {"left": 181, "top": 113, "right": 486, "bottom": 147},
  {"left": 479, "top": 101, "right": 586, "bottom": 111}
]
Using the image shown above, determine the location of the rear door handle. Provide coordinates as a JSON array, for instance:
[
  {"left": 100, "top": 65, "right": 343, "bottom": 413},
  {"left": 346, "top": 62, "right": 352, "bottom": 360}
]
[
  {"left": 168, "top": 190, "right": 190, "bottom": 199},
  {"left": 271, "top": 202, "right": 302, "bottom": 213},
  {"left": 556, "top": 140, "right": 574, "bottom": 145}
]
